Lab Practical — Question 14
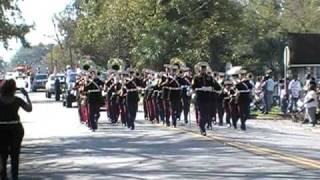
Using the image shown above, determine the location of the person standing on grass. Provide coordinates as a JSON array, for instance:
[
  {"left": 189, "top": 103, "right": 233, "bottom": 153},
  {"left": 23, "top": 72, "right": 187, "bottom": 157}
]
[
  {"left": 288, "top": 75, "right": 302, "bottom": 113},
  {"left": 0, "top": 79, "right": 32, "bottom": 180},
  {"left": 261, "top": 74, "right": 275, "bottom": 114},
  {"left": 303, "top": 82, "right": 318, "bottom": 126}
]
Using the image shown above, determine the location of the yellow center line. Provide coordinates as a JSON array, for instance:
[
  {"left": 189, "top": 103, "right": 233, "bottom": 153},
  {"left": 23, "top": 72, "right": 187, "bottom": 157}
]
[{"left": 154, "top": 123, "right": 320, "bottom": 169}]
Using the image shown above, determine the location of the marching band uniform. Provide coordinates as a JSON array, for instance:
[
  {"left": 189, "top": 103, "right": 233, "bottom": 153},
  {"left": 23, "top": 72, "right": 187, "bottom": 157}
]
[
  {"left": 119, "top": 81, "right": 128, "bottom": 126},
  {"left": 146, "top": 76, "right": 156, "bottom": 122},
  {"left": 142, "top": 73, "right": 149, "bottom": 120},
  {"left": 207, "top": 73, "right": 222, "bottom": 129},
  {"left": 216, "top": 73, "right": 225, "bottom": 126},
  {"left": 168, "top": 66, "right": 183, "bottom": 128},
  {"left": 234, "top": 71, "right": 251, "bottom": 131},
  {"left": 124, "top": 70, "right": 141, "bottom": 130},
  {"left": 192, "top": 63, "right": 215, "bottom": 136},
  {"left": 181, "top": 71, "right": 192, "bottom": 124},
  {"left": 242, "top": 75, "right": 254, "bottom": 120},
  {"left": 229, "top": 82, "right": 239, "bottom": 129},
  {"left": 73, "top": 62, "right": 255, "bottom": 134},
  {"left": 161, "top": 69, "right": 171, "bottom": 127},
  {"left": 104, "top": 75, "right": 115, "bottom": 121},
  {"left": 156, "top": 74, "right": 166, "bottom": 124},
  {"left": 222, "top": 80, "right": 233, "bottom": 127},
  {"left": 83, "top": 74, "right": 104, "bottom": 131},
  {"left": 109, "top": 80, "right": 122, "bottom": 124}
]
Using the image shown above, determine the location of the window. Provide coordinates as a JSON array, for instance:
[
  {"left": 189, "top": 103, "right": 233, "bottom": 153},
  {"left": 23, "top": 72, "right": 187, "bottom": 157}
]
[
  {"left": 35, "top": 75, "right": 48, "bottom": 80},
  {"left": 317, "top": 67, "right": 320, "bottom": 79}
]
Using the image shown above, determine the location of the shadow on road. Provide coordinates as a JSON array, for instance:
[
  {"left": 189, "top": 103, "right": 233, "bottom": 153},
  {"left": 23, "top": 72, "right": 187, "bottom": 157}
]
[{"left": 19, "top": 123, "right": 320, "bottom": 180}]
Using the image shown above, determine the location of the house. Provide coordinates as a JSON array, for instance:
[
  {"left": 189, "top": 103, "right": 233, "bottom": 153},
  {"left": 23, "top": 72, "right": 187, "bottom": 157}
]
[{"left": 287, "top": 33, "right": 320, "bottom": 83}]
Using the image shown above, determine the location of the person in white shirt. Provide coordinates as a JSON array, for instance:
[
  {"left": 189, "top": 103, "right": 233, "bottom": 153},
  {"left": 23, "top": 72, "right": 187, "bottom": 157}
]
[
  {"left": 304, "top": 82, "right": 318, "bottom": 126},
  {"left": 288, "top": 75, "right": 302, "bottom": 112}
]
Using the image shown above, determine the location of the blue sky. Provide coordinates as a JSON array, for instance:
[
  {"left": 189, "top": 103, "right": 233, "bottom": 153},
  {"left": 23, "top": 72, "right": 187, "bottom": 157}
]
[{"left": 0, "top": 0, "right": 72, "bottom": 62}]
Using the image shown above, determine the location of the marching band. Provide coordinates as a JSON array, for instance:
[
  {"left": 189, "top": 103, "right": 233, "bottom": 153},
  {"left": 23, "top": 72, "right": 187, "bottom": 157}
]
[{"left": 75, "top": 61, "right": 253, "bottom": 136}]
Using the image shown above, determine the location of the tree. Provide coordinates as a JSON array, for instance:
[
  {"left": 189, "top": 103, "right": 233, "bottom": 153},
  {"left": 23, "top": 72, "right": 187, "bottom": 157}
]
[
  {"left": 53, "top": 0, "right": 320, "bottom": 74},
  {"left": 0, "top": 0, "right": 31, "bottom": 48},
  {"left": 0, "top": 58, "right": 7, "bottom": 72},
  {"left": 10, "top": 44, "right": 54, "bottom": 69}
]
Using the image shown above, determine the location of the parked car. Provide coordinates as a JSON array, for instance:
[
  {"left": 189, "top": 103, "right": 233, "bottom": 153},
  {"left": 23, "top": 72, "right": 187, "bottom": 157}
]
[
  {"left": 45, "top": 74, "right": 66, "bottom": 99},
  {"left": 62, "top": 72, "right": 78, "bottom": 108},
  {"left": 0, "top": 74, "right": 4, "bottom": 86},
  {"left": 32, "top": 73, "right": 48, "bottom": 92}
]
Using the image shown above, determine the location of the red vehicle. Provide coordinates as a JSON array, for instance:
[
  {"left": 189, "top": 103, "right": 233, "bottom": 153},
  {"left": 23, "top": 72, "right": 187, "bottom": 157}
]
[{"left": 0, "top": 73, "right": 4, "bottom": 87}]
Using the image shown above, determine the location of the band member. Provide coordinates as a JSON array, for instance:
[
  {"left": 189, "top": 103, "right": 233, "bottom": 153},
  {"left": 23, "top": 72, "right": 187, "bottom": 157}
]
[
  {"left": 192, "top": 62, "right": 216, "bottom": 136},
  {"left": 124, "top": 68, "right": 141, "bottom": 130},
  {"left": 168, "top": 65, "right": 183, "bottom": 128},
  {"left": 180, "top": 68, "right": 192, "bottom": 124},
  {"left": 146, "top": 72, "right": 156, "bottom": 122},
  {"left": 83, "top": 70, "right": 104, "bottom": 131},
  {"left": 154, "top": 72, "right": 165, "bottom": 124},
  {"left": 142, "top": 69, "right": 149, "bottom": 120},
  {"left": 230, "top": 75, "right": 239, "bottom": 129},
  {"left": 206, "top": 70, "right": 222, "bottom": 129},
  {"left": 234, "top": 70, "right": 251, "bottom": 131},
  {"left": 222, "top": 80, "right": 233, "bottom": 128},
  {"left": 241, "top": 72, "right": 254, "bottom": 119},
  {"left": 216, "top": 72, "right": 225, "bottom": 126},
  {"left": 118, "top": 72, "right": 128, "bottom": 126},
  {"left": 104, "top": 70, "right": 116, "bottom": 121},
  {"left": 108, "top": 74, "right": 122, "bottom": 124},
  {"left": 161, "top": 64, "right": 172, "bottom": 127}
]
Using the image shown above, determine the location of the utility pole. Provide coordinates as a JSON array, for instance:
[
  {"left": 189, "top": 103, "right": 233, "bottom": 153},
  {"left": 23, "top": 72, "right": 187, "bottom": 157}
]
[
  {"left": 69, "top": 46, "right": 73, "bottom": 69},
  {"left": 50, "top": 50, "right": 54, "bottom": 73}
]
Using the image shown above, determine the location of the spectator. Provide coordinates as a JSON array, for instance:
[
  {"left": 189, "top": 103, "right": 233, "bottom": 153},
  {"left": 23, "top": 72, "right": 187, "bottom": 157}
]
[
  {"left": 254, "top": 76, "right": 263, "bottom": 110},
  {"left": 288, "top": 75, "right": 302, "bottom": 113},
  {"left": 303, "top": 82, "right": 318, "bottom": 126},
  {"left": 0, "top": 79, "right": 32, "bottom": 180},
  {"left": 279, "top": 84, "right": 288, "bottom": 114},
  {"left": 303, "top": 74, "right": 312, "bottom": 91},
  {"left": 262, "top": 74, "right": 275, "bottom": 114}
]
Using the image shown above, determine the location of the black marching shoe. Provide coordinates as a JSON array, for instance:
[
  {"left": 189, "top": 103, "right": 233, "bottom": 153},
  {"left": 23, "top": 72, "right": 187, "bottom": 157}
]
[
  {"left": 240, "top": 124, "right": 246, "bottom": 131},
  {"left": 201, "top": 131, "right": 207, "bottom": 136}
]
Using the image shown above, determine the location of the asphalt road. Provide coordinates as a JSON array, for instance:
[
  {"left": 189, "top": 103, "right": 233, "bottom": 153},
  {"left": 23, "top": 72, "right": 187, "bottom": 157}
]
[{"left": 16, "top": 92, "right": 320, "bottom": 180}]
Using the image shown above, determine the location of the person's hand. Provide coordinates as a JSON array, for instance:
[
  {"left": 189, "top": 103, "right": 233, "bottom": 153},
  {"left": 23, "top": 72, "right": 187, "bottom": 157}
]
[{"left": 20, "top": 88, "right": 28, "bottom": 96}]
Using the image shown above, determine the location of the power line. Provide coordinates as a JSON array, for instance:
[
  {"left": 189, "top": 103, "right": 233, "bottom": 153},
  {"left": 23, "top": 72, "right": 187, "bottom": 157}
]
[{"left": 174, "top": 0, "right": 213, "bottom": 23}]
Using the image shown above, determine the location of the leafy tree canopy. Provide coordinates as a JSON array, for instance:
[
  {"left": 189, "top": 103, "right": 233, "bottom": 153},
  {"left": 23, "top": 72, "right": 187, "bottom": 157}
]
[{"left": 0, "top": 0, "right": 31, "bottom": 48}]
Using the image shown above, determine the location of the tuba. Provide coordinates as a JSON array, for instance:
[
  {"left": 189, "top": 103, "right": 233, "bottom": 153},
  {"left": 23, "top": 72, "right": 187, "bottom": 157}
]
[
  {"left": 107, "top": 58, "right": 124, "bottom": 83},
  {"left": 107, "top": 58, "right": 124, "bottom": 72}
]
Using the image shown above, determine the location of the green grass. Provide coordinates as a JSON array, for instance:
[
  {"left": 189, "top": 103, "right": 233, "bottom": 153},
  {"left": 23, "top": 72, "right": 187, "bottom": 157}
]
[{"left": 251, "top": 106, "right": 283, "bottom": 119}]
